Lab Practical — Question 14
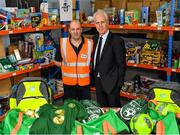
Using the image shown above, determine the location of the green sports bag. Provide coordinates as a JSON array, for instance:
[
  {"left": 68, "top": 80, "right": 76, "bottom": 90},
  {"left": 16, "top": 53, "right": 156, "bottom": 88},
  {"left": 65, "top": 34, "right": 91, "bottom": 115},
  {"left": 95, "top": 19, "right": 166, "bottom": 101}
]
[
  {"left": 71, "top": 109, "right": 130, "bottom": 134},
  {"left": 0, "top": 109, "right": 35, "bottom": 135}
]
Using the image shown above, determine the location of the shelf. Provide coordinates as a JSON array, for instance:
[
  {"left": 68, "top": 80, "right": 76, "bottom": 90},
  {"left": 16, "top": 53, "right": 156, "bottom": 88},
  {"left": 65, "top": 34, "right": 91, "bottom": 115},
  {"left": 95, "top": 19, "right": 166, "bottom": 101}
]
[
  {"left": 81, "top": 23, "right": 172, "bottom": 31},
  {"left": 127, "top": 63, "right": 168, "bottom": 71},
  {"left": 0, "top": 24, "right": 66, "bottom": 36},
  {"left": 174, "top": 27, "right": 180, "bottom": 31},
  {"left": 0, "top": 62, "right": 55, "bottom": 80},
  {"left": 171, "top": 68, "right": 180, "bottom": 73}
]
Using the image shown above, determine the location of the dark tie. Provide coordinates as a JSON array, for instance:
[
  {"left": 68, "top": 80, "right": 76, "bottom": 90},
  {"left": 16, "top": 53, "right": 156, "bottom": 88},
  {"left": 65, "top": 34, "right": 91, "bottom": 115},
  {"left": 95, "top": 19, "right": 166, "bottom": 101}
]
[{"left": 95, "top": 37, "right": 103, "bottom": 67}]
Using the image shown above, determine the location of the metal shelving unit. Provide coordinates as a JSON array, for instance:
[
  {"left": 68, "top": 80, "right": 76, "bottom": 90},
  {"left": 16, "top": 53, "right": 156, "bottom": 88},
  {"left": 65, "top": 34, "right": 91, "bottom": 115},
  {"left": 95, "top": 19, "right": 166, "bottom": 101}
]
[
  {"left": 0, "top": 25, "right": 65, "bottom": 96},
  {"left": 80, "top": 0, "right": 179, "bottom": 100},
  {"left": 0, "top": 62, "right": 55, "bottom": 80},
  {"left": 81, "top": 23, "right": 179, "bottom": 81},
  {"left": 0, "top": 24, "right": 66, "bottom": 35}
]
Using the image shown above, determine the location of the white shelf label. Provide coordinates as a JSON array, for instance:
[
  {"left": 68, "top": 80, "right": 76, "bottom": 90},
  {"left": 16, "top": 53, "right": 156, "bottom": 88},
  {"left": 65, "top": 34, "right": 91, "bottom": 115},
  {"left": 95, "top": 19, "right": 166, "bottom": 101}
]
[
  {"left": 175, "top": 27, "right": 180, "bottom": 31},
  {"left": 153, "top": 66, "right": 158, "bottom": 69},
  {"left": 120, "top": 26, "right": 123, "bottom": 29},
  {"left": 133, "top": 64, "right": 137, "bottom": 67},
  {"left": 157, "top": 27, "right": 162, "bottom": 30},
  {"left": 9, "top": 31, "right": 13, "bottom": 34},
  {"left": 38, "top": 66, "right": 42, "bottom": 69},
  {"left": 132, "top": 93, "right": 136, "bottom": 96},
  {"left": 36, "top": 28, "right": 40, "bottom": 31},
  {"left": 172, "top": 69, "right": 176, "bottom": 72},
  {"left": 12, "top": 73, "right": 16, "bottom": 76}
]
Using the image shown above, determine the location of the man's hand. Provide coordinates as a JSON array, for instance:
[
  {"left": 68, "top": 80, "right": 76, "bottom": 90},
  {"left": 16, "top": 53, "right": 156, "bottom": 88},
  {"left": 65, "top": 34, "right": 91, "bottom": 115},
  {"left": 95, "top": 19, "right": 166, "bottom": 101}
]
[{"left": 52, "top": 60, "right": 62, "bottom": 67}]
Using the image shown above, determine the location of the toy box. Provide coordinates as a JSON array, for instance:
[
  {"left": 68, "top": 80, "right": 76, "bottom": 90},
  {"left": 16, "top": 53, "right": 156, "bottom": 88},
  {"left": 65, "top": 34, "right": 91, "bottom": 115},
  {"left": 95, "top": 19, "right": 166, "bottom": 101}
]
[
  {"left": 0, "top": 57, "right": 15, "bottom": 73},
  {"left": 32, "top": 48, "right": 56, "bottom": 60},
  {"left": 156, "top": 10, "right": 163, "bottom": 26},
  {"left": 30, "top": 12, "right": 42, "bottom": 28},
  {"left": 40, "top": 0, "right": 48, "bottom": 26},
  {"left": 24, "top": 33, "right": 45, "bottom": 52},
  {"left": 16, "top": 9, "right": 29, "bottom": 18},
  {"left": 140, "top": 50, "right": 165, "bottom": 67},
  {"left": 125, "top": 10, "right": 139, "bottom": 25},
  {"left": 48, "top": 8, "right": 59, "bottom": 25},
  {"left": 141, "top": 6, "right": 149, "bottom": 25}
]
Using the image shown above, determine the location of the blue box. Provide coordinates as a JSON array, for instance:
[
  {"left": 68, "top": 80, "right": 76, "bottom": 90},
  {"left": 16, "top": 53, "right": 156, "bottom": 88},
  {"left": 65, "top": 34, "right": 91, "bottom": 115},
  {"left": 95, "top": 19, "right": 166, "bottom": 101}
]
[{"left": 141, "top": 6, "right": 149, "bottom": 25}]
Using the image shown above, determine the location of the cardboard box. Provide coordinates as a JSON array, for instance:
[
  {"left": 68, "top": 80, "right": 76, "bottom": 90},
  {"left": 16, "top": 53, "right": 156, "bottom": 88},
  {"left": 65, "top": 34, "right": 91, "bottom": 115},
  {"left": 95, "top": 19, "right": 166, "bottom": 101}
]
[
  {"left": 146, "top": 32, "right": 168, "bottom": 40},
  {"left": 72, "top": 0, "right": 76, "bottom": 9},
  {"left": 0, "top": 78, "right": 12, "bottom": 95},
  {"left": 95, "top": 0, "right": 110, "bottom": 10},
  {"left": 127, "top": 0, "right": 167, "bottom": 23},
  {"left": 29, "top": 70, "right": 41, "bottom": 77},
  {"left": 13, "top": 74, "right": 27, "bottom": 85},
  {"left": 8, "top": 45, "right": 18, "bottom": 55},
  {"left": 112, "top": 0, "right": 127, "bottom": 10},
  {"left": 127, "top": 2, "right": 142, "bottom": 11},
  {"left": 0, "top": 38, "right": 5, "bottom": 58}
]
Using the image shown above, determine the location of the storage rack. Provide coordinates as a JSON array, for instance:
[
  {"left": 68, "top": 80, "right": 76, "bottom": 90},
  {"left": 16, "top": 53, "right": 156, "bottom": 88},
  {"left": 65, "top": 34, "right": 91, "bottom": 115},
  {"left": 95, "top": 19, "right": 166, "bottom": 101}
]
[
  {"left": 81, "top": 0, "right": 180, "bottom": 81},
  {"left": 0, "top": 24, "right": 65, "bottom": 95}
]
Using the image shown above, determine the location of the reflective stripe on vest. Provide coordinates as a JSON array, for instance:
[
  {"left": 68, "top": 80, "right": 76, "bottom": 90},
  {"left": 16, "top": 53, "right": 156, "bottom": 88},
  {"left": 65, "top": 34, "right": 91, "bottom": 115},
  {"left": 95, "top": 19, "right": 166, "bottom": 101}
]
[
  {"left": 62, "top": 73, "right": 89, "bottom": 78},
  {"left": 60, "top": 38, "right": 93, "bottom": 86},
  {"left": 62, "top": 62, "right": 89, "bottom": 66}
]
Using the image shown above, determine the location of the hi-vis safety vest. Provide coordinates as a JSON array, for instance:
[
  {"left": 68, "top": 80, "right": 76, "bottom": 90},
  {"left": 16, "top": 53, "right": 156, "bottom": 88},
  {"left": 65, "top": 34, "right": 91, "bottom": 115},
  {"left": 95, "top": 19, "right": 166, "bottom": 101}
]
[{"left": 60, "top": 37, "right": 93, "bottom": 86}]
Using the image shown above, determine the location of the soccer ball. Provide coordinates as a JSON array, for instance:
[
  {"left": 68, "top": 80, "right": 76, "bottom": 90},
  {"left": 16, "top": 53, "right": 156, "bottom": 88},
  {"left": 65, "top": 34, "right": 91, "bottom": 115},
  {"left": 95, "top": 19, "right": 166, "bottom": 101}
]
[{"left": 130, "top": 113, "right": 154, "bottom": 134}]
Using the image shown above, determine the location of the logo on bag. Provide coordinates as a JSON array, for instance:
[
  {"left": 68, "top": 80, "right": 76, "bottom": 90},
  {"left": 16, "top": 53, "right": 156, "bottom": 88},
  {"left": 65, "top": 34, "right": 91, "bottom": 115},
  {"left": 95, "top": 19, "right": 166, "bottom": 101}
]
[
  {"left": 53, "top": 109, "right": 65, "bottom": 125},
  {"left": 68, "top": 103, "right": 76, "bottom": 108},
  {"left": 29, "top": 86, "right": 35, "bottom": 92}
]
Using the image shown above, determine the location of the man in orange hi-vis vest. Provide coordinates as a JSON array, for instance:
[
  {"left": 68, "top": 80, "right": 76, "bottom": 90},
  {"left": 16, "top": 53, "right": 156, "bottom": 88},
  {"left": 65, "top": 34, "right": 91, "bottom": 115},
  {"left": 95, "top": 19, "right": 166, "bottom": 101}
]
[{"left": 54, "top": 20, "right": 93, "bottom": 100}]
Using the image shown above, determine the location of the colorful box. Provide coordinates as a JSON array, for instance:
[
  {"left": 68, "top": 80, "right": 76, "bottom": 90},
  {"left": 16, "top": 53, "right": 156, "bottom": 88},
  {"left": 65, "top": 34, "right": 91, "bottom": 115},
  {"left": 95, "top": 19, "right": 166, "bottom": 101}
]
[{"left": 141, "top": 6, "right": 149, "bottom": 25}]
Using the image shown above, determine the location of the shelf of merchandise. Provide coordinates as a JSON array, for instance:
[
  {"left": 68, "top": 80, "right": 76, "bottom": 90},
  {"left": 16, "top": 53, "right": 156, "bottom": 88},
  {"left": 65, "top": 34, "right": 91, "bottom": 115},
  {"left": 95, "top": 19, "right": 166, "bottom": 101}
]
[
  {"left": 0, "top": 62, "right": 55, "bottom": 80},
  {"left": 0, "top": 24, "right": 66, "bottom": 82},
  {"left": 172, "top": 68, "right": 180, "bottom": 73},
  {"left": 53, "top": 90, "right": 148, "bottom": 100},
  {"left": 127, "top": 63, "right": 168, "bottom": 71},
  {"left": 81, "top": 0, "right": 177, "bottom": 82},
  {"left": 81, "top": 23, "right": 172, "bottom": 31},
  {"left": 0, "top": 24, "right": 66, "bottom": 36},
  {"left": 90, "top": 87, "right": 147, "bottom": 100},
  {"left": 82, "top": 23, "right": 176, "bottom": 80}
]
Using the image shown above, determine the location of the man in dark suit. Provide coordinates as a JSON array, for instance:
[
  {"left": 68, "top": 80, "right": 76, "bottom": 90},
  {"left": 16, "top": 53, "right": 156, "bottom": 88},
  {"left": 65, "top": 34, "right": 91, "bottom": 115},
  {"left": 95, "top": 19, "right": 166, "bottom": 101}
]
[{"left": 92, "top": 9, "right": 126, "bottom": 107}]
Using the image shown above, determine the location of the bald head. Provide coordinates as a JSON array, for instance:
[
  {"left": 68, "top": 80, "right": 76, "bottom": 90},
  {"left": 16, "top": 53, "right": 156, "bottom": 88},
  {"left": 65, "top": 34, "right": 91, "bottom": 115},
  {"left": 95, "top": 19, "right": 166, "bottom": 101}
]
[
  {"left": 69, "top": 20, "right": 82, "bottom": 41},
  {"left": 69, "top": 20, "right": 81, "bottom": 29}
]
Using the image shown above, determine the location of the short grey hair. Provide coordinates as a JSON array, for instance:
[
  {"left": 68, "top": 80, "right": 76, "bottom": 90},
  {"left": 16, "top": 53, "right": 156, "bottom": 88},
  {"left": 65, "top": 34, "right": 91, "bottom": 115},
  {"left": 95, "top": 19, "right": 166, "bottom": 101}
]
[{"left": 93, "top": 9, "right": 109, "bottom": 23}]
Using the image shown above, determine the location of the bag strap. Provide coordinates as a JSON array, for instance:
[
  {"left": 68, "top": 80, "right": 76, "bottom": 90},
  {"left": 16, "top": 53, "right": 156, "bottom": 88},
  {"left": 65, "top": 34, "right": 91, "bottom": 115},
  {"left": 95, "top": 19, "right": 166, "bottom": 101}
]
[
  {"left": 76, "top": 125, "right": 83, "bottom": 135},
  {"left": 0, "top": 113, "right": 6, "bottom": 122},
  {"left": 176, "top": 113, "right": 180, "bottom": 118},
  {"left": 156, "top": 120, "right": 165, "bottom": 135},
  {"left": 103, "top": 121, "right": 116, "bottom": 135},
  {"left": 10, "top": 112, "right": 23, "bottom": 135}
]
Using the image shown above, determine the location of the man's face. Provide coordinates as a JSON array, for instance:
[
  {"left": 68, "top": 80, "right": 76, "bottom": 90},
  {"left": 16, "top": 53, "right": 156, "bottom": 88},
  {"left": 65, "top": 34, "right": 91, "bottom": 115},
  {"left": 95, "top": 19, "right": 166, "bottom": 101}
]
[
  {"left": 69, "top": 22, "right": 82, "bottom": 41},
  {"left": 94, "top": 14, "right": 109, "bottom": 36}
]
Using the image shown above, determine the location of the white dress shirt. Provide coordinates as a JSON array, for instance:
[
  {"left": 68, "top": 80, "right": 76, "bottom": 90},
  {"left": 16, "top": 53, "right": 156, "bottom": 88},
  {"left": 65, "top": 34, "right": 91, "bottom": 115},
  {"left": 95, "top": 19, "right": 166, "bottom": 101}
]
[{"left": 94, "top": 30, "right": 109, "bottom": 69}]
